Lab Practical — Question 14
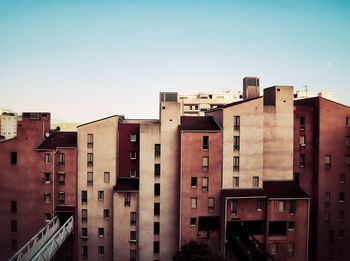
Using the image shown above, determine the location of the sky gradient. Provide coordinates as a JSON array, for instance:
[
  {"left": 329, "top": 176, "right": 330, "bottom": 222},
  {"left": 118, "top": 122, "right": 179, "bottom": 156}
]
[{"left": 1, "top": 0, "right": 349, "bottom": 123}]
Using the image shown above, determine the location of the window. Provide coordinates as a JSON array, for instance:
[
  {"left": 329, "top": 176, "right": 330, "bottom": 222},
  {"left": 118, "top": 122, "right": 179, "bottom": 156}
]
[
  {"left": 288, "top": 221, "right": 295, "bottom": 230},
  {"left": 98, "top": 191, "right": 104, "bottom": 201},
  {"left": 82, "top": 209, "right": 87, "bottom": 223},
  {"left": 104, "top": 172, "right": 110, "bottom": 182},
  {"left": 191, "top": 197, "right": 197, "bottom": 209},
  {"left": 153, "top": 241, "right": 160, "bottom": 253},
  {"left": 45, "top": 154, "right": 50, "bottom": 164},
  {"left": 300, "top": 154, "right": 305, "bottom": 168},
  {"left": 233, "top": 177, "right": 239, "bottom": 188},
  {"left": 11, "top": 201, "right": 17, "bottom": 213},
  {"left": 44, "top": 193, "right": 51, "bottom": 203},
  {"left": 45, "top": 213, "right": 51, "bottom": 221},
  {"left": 346, "top": 136, "right": 350, "bottom": 147},
  {"left": 203, "top": 136, "right": 209, "bottom": 150},
  {"left": 130, "top": 231, "right": 136, "bottom": 241},
  {"left": 346, "top": 155, "right": 350, "bottom": 165},
  {"left": 325, "top": 155, "right": 331, "bottom": 170},
  {"left": 231, "top": 200, "right": 237, "bottom": 215},
  {"left": 202, "top": 177, "right": 208, "bottom": 192},
  {"left": 257, "top": 200, "right": 263, "bottom": 211},
  {"left": 294, "top": 172, "right": 300, "bottom": 185},
  {"left": 300, "top": 135, "right": 306, "bottom": 147},
  {"left": 234, "top": 116, "right": 240, "bottom": 130},
  {"left": 271, "top": 243, "right": 278, "bottom": 254},
  {"left": 339, "top": 211, "right": 344, "bottom": 222},
  {"left": 87, "top": 134, "right": 93, "bottom": 148},
  {"left": 98, "top": 246, "right": 104, "bottom": 256},
  {"left": 82, "top": 246, "right": 88, "bottom": 258},
  {"left": 11, "top": 152, "right": 17, "bottom": 165},
  {"left": 347, "top": 117, "right": 350, "bottom": 127},
  {"left": 202, "top": 156, "right": 209, "bottom": 171},
  {"left": 234, "top": 136, "right": 240, "bottom": 151},
  {"left": 287, "top": 242, "right": 294, "bottom": 257},
  {"left": 325, "top": 192, "right": 331, "bottom": 208},
  {"left": 190, "top": 217, "right": 196, "bottom": 226},
  {"left": 253, "top": 176, "right": 259, "bottom": 187},
  {"left": 44, "top": 173, "right": 51, "bottom": 183},
  {"left": 82, "top": 191, "right": 87, "bottom": 204},
  {"left": 191, "top": 177, "right": 197, "bottom": 188},
  {"left": 87, "top": 153, "right": 93, "bottom": 167},
  {"left": 338, "top": 248, "right": 344, "bottom": 259},
  {"left": 82, "top": 227, "right": 88, "bottom": 237},
  {"left": 338, "top": 230, "right": 344, "bottom": 240},
  {"left": 154, "top": 164, "right": 160, "bottom": 177},
  {"left": 278, "top": 200, "right": 285, "bottom": 212},
  {"left": 87, "top": 172, "right": 93, "bottom": 186},
  {"left": 340, "top": 173, "right": 345, "bottom": 184},
  {"left": 339, "top": 192, "right": 345, "bottom": 202},
  {"left": 289, "top": 200, "right": 296, "bottom": 215},
  {"left": 208, "top": 197, "right": 214, "bottom": 212},
  {"left": 154, "top": 203, "right": 160, "bottom": 215},
  {"left": 125, "top": 193, "right": 130, "bottom": 206},
  {"left": 98, "top": 228, "right": 104, "bottom": 238},
  {"left": 300, "top": 117, "right": 305, "bottom": 130},
  {"left": 130, "top": 169, "right": 136, "bottom": 178},
  {"left": 11, "top": 220, "right": 17, "bottom": 232},
  {"left": 58, "top": 173, "right": 65, "bottom": 186},
  {"left": 233, "top": 156, "right": 239, "bottom": 171},
  {"left": 324, "top": 211, "right": 330, "bottom": 224},
  {"left": 11, "top": 239, "right": 17, "bottom": 251},
  {"left": 130, "top": 152, "right": 136, "bottom": 160},
  {"left": 155, "top": 144, "right": 161, "bottom": 157},
  {"left": 59, "top": 153, "right": 65, "bottom": 167},
  {"left": 58, "top": 192, "right": 65, "bottom": 205},
  {"left": 329, "top": 230, "right": 335, "bottom": 244},
  {"left": 269, "top": 221, "right": 287, "bottom": 235},
  {"left": 154, "top": 183, "right": 160, "bottom": 196},
  {"left": 130, "top": 133, "right": 137, "bottom": 142},
  {"left": 130, "top": 212, "right": 136, "bottom": 225},
  {"left": 154, "top": 222, "right": 160, "bottom": 234},
  {"left": 104, "top": 209, "right": 110, "bottom": 219},
  {"left": 130, "top": 250, "right": 136, "bottom": 261}
]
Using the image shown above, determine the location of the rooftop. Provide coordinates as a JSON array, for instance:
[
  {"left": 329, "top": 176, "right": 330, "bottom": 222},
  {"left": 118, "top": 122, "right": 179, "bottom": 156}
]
[
  {"left": 179, "top": 116, "right": 222, "bottom": 131},
  {"left": 36, "top": 131, "right": 77, "bottom": 150}
]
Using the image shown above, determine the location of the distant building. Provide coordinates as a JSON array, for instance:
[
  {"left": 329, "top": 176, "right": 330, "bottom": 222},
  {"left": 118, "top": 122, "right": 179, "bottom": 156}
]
[
  {"left": 0, "top": 109, "right": 19, "bottom": 140},
  {"left": 294, "top": 89, "right": 336, "bottom": 101},
  {"left": 51, "top": 122, "right": 81, "bottom": 131}
]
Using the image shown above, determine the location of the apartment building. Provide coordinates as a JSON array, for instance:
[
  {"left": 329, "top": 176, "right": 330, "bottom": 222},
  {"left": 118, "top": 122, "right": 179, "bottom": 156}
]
[
  {"left": 294, "top": 97, "right": 350, "bottom": 261},
  {"left": 0, "top": 110, "right": 19, "bottom": 140},
  {"left": 179, "top": 90, "right": 243, "bottom": 116},
  {"left": 0, "top": 112, "right": 77, "bottom": 260}
]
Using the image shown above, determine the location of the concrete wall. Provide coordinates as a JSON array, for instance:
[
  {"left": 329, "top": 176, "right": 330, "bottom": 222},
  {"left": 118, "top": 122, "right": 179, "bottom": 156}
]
[
  {"left": 263, "top": 86, "right": 294, "bottom": 181},
  {"left": 138, "top": 122, "right": 160, "bottom": 260},
  {"left": 77, "top": 116, "right": 119, "bottom": 261},
  {"left": 221, "top": 97, "right": 264, "bottom": 188},
  {"left": 113, "top": 192, "right": 138, "bottom": 261}
]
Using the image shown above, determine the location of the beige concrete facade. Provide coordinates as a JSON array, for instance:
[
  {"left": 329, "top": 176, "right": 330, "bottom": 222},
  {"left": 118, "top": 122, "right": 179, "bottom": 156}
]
[
  {"left": 77, "top": 115, "right": 119, "bottom": 261},
  {"left": 207, "top": 85, "right": 294, "bottom": 189},
  {"left": 0, "top": 112, "right": 18, "bottom": 140}
]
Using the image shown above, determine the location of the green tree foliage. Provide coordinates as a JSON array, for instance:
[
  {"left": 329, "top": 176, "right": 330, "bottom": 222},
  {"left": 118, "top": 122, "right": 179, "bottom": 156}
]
[{"left": 173, "top": 240, "right": 225, "bottom": 261}]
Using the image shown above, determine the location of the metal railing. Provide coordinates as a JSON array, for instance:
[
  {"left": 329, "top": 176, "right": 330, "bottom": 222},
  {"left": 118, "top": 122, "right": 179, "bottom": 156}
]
[
  {"left": 9, "top": 216, "right": 60, "bottom": 261},
  {"left": 31, "top": 215, "right": 74, "bottom": 261}
]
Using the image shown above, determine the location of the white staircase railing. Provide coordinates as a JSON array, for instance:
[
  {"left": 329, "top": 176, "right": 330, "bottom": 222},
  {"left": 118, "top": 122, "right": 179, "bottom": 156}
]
[
  {"left": 9, "top": 216, "right": 60, "bottom": 261},
  {"left": 30, "top": 215, "right": 74, "bottom": 261}
]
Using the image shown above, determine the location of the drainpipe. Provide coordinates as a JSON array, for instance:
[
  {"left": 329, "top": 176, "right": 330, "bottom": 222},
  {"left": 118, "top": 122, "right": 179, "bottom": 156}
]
[
  {"left": 178, "top": 131, "right": 183, "bottom": 249},
  {"left": 52, "top": 148, "right": 59, "bottom": 214}
]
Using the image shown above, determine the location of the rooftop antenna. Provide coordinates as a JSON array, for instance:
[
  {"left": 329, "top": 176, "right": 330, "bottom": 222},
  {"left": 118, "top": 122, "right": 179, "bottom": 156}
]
[{"left": 304, "top": 85, "right": 308, "bottom": 98}]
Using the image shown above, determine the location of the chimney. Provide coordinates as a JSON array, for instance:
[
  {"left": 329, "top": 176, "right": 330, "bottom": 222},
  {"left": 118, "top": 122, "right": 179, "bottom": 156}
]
[{"left": 243, "top": 77, "right": 260, "bottom": 100}]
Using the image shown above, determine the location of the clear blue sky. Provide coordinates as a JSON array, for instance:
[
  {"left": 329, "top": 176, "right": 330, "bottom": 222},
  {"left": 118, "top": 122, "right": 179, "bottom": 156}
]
[{"left": 1, "top": 0, "right": 349, "bottom": 123}]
